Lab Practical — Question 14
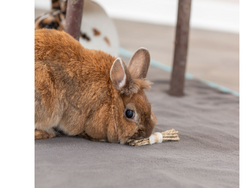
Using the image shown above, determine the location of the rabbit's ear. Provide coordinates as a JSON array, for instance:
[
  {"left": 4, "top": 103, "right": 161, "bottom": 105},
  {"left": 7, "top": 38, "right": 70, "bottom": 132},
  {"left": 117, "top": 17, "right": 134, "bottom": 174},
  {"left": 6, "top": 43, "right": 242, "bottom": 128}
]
[
  {"left": 128, "top": 47, "right": 150, "bottom": 79},
  {"left": 110, "top": 57, "right": 132, "bottom": 91}
]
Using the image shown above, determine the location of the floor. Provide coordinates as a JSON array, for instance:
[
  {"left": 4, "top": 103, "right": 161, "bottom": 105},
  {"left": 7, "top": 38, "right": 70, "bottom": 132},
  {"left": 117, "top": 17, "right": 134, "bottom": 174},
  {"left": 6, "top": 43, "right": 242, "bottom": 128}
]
[
  {"left": 35, "top": 60, "right": 239, "bottom": 188},
  {"left": 35, "top": 9, "right": 239, "bottom": 92}
]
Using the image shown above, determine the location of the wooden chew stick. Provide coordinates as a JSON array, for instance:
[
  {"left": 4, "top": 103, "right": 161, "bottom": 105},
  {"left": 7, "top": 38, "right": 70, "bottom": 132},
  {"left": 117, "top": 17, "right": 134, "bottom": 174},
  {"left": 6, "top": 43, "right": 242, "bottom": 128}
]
[{"left": 127, "top": 129, "right": 180, "bottom": 146}]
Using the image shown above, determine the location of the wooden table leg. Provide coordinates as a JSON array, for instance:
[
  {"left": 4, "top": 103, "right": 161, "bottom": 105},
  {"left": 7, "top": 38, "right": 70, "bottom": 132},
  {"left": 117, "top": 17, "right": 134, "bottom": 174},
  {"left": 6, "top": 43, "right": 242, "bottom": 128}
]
[
  {"left": 64, "top": 0, "right": 84, "bottom": 41},
  {"left": 169, "top": 0, "right": 192, "bottom": 96}
]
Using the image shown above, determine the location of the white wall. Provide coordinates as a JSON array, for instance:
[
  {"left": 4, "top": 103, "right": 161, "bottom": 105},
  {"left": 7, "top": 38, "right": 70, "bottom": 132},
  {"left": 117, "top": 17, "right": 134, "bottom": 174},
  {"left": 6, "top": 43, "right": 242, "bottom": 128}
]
[{"left": 35, "top": 0, "right": 239, "bottom": 33}]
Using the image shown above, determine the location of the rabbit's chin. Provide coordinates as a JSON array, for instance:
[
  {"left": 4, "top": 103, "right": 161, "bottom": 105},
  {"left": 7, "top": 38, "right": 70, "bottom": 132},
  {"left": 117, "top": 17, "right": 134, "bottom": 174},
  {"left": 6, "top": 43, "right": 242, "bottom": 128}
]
[{"left": 119, "top": 137, "right": 132, "bottom": 145}]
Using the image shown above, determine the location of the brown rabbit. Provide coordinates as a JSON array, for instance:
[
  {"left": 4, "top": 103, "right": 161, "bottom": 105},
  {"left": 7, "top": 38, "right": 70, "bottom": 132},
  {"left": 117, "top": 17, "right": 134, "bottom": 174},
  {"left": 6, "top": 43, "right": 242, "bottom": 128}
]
[{"left": 35, "top": 29, "right": 157, "bottom": 144}]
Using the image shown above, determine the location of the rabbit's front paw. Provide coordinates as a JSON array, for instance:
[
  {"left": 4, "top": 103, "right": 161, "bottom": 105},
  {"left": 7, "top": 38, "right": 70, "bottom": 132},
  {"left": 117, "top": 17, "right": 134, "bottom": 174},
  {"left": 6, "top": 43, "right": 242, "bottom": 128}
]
[
  {"left": 79, "top": 132, "right": 107, "bottom": 142},
  {"left": 35, "top": 130, "right": 55, "bottom": 140}
]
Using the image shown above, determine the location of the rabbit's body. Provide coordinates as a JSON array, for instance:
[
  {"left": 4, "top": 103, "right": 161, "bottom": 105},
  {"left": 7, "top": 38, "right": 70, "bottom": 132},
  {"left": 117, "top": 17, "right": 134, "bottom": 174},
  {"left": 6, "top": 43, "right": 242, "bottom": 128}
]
[{"left": 35, "top": 29, "right": 157, "bottom": 144}]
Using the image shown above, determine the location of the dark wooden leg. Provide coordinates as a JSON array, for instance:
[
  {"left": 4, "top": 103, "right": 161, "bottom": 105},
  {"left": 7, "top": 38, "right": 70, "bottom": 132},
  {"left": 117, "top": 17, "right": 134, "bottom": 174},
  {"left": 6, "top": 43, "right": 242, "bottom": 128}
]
[
  {"left": 169, "top": 0, "right": 192, "bottom": 96},
  {"left": 64, "top": 0, "right": 84, "bottom": 41}
]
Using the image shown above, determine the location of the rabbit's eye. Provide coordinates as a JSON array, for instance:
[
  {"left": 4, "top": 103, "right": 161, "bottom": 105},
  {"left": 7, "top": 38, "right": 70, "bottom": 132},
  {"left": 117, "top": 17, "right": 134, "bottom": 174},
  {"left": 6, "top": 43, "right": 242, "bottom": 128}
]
[{"left": 125, "top": 109, "right": 134, "bottom": 119}]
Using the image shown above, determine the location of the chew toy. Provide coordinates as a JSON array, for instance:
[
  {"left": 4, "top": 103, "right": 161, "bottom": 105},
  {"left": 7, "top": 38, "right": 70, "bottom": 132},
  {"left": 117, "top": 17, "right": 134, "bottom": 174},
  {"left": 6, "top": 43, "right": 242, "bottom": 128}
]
[{"left": 127, "top": 129, "right": 180, "bottom": 146}]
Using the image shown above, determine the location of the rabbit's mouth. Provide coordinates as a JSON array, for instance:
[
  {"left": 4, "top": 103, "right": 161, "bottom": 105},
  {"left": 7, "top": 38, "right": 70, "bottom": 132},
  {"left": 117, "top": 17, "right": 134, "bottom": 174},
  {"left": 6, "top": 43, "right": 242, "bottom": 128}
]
[
  {"left": 119, "top": 136, "right": 131, "bottom": 144},
  {"left": 120, "top": 129, "right": 150, "bottom": 144}
]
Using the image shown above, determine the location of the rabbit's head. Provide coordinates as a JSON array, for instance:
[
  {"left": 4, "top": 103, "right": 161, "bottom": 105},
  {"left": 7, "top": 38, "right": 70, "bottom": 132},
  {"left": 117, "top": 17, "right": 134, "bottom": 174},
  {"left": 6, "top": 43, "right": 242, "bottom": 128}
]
[{"left": 110, "top": 48, "right": 157, "bottom": 144}]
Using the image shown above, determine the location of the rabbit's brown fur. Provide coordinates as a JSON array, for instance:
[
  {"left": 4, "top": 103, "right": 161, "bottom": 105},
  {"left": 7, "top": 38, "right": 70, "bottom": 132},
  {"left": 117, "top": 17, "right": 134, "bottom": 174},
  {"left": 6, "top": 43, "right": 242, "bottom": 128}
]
[{"left": 35, "top": 29, "right": 157, "bottom": 144}]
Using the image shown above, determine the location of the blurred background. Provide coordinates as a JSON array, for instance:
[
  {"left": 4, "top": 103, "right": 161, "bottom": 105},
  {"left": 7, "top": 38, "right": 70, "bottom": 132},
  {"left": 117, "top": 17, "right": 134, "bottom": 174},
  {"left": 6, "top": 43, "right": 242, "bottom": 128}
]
[{"left": 35, "top": 0, "right": 239, "bottom": 92}]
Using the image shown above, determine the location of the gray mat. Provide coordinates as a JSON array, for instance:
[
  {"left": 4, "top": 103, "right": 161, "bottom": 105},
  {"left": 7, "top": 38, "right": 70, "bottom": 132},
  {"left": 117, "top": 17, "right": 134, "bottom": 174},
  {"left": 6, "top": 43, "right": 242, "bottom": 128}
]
[{"left": 35, "top": 60, "right": 239, "bottom": 188}]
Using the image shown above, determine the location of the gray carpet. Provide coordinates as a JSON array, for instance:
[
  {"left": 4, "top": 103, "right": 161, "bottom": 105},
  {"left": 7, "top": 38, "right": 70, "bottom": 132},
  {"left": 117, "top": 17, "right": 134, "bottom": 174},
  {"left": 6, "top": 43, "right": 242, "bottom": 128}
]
[{"left": 35, "top": 60, "right": 239, "bottom": 188}]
